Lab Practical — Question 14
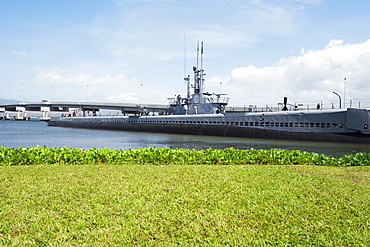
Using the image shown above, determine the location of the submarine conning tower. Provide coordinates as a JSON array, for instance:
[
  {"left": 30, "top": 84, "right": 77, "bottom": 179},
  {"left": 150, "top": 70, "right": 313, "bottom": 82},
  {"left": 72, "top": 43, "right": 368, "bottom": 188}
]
[{"left": 168, "top": 41, "right": 229, "bottom": 115}]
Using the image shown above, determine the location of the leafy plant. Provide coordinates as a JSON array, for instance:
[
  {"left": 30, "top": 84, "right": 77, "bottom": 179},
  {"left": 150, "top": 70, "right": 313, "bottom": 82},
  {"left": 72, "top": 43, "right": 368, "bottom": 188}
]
[{"left": 0, "top": 146, "right": 369, "bottom": 166}]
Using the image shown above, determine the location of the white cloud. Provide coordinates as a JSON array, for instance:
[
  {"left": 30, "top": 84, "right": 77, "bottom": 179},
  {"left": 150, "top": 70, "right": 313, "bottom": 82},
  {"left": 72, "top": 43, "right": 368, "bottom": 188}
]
[
  {"left": 218, "top": 39, "right": 370, "bottom": 107},
  {"left": 28, "top": 67, "right": 180, "bottom": 104},
  {"left": 89, "top": 0, "right": 321, "bottom": 63},
  {"left": 187, "top": 0, "right": 320, "bottom": 50},
  {"left": 325, "top": 39, "right": 344, "bottom": 49},
  {"left": 11, "top": 50, "right": 29, "bottom": 56},
  {"left": 31, "top": 67, "right": 144, "bottom": 103},
  {"left": 33, "top": 67, "right": 139, "bottom": 85}
]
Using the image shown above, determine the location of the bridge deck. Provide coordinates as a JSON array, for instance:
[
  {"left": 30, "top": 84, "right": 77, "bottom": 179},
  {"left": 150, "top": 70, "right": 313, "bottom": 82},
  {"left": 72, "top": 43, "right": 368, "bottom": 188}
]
[{"left": 0, "top": 102, "right": 169, "bottom": 114}]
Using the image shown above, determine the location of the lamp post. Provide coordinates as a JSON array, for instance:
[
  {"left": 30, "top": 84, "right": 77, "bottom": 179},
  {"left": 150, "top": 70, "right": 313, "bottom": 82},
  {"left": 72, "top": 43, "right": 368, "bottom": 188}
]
[
  {"left": 333, "top": 91, "right": 341, "bottom": 109},
  {"left": 19, "top": 85, "right": 25, "bottom": 103},
  {"left": 140, "top": 84, "right": 143, "bottom": 108},
  {"left": 343, "top": 77, "right": 346, "bottom": 108},
  {"left": 86, "top": 85, "right": 89, "bottom": 102},
  {"left": 22, "top": 84, "right": 25, "bottom": 102}
]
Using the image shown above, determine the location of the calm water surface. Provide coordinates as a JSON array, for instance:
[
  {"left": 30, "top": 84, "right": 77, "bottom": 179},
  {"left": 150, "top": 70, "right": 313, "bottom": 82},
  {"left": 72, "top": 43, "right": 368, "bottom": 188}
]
[{"left": 1, "top": 120, "right": 369, "bottom": 156}]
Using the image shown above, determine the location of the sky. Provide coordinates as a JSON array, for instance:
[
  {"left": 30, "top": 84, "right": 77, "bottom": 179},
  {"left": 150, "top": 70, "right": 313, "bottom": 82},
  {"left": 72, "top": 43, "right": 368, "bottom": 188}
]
[{"left": 1, "top": 0, "right": 370, "bottom": 108}]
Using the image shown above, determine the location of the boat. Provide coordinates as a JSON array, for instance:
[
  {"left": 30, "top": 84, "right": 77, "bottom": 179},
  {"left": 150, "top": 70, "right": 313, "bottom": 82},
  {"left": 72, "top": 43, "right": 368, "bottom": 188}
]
[{"left": 48, "top": 42, "right": 370, "bottom": 144}]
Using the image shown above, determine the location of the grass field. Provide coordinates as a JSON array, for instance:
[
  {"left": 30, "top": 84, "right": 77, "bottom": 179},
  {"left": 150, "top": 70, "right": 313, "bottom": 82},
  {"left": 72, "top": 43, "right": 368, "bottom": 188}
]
[{"left": 1, "top": 164, "right": 369, "bottom": 246}]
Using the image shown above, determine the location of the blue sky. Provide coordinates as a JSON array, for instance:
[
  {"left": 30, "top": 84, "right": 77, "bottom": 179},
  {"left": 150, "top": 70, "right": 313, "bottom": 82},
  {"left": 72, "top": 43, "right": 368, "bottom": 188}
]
[{"left": 1, "top": 0, "right": 370, "bottom": 107}]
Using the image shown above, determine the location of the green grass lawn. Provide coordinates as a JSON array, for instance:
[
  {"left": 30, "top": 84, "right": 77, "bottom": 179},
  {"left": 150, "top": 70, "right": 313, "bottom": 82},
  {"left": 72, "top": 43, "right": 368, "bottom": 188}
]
[{"left": 1, "top": 164, "right": 369, "bottom": 246}]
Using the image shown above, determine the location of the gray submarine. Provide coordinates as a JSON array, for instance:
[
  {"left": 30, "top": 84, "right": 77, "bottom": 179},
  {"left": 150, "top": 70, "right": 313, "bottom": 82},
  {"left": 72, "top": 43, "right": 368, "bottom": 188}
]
[{"left": 49, "top": 42, "right": 370, "bottom": 144}]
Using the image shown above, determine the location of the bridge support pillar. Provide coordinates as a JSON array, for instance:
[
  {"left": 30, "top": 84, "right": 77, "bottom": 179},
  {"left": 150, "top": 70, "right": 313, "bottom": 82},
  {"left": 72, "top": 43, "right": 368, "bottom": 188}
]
[
  {"left": 17, "top": 110, "right": 22, "bottom": 120},
  {"left": 40, "top": 107, "right": 51, "bottom": 121},
  {"left": 15, "top": 107, "right": 27, "bottom": 120}
]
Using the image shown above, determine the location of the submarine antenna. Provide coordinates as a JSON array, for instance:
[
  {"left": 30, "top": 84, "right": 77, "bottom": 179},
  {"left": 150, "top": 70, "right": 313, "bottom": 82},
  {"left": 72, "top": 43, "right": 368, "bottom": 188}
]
[
  {"left": 200, "top": 41, "right": 204, "bottom": 93},
  {"left": 194, "top": 41, "right": 200, "bottom": 94},
  {"left": 183, "top": 33, "right": 187, "bottom": 79},
  {"left": 196, "top": 41, "right": 199, "bottom": 71}
]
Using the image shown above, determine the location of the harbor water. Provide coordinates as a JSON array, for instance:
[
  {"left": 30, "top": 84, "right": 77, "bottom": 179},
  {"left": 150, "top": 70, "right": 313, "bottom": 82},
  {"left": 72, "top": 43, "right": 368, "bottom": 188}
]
[{"left": 1, "top": 120, "right": 369, "bottom": 157}]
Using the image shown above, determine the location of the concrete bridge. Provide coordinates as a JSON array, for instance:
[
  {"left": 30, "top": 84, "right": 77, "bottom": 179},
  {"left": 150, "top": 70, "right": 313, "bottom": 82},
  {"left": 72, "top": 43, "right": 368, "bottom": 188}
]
[{"left": 0, "top": 101, "right": 170, "bottom": 121}]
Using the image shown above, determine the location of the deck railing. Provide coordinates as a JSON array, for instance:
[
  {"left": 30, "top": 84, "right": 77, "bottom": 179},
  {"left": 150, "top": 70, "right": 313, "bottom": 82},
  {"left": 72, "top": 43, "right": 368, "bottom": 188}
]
[{"left": 227, "top": 98, "right": 370, "bottom": 113}]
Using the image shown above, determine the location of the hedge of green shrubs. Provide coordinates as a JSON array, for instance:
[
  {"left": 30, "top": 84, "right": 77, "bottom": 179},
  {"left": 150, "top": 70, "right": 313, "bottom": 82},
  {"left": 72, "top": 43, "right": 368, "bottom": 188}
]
[{"left": 1, "top": 146, "right": 369, "bottom": 166}]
